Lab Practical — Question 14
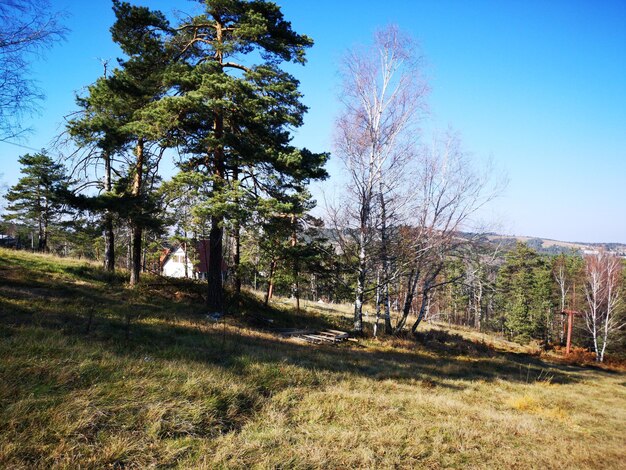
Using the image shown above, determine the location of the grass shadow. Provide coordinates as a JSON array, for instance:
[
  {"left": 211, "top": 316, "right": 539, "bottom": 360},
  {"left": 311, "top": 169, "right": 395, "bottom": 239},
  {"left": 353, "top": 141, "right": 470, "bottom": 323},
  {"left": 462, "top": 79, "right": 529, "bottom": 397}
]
[{"left": 0, "top": 249, "right": 601, "bottom": 395}]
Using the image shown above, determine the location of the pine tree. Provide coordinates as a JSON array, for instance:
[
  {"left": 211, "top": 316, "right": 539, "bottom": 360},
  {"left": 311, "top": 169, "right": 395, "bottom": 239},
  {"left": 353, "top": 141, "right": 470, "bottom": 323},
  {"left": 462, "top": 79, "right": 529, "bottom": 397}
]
[
  {"left": 155, "top": 0, "right": 327, "bottom": 311},
  {"left": 4, "top": 152, "right": 70, "bottom": 251},
  {"left": 496, "top": 242, "right": 553, "bottom": 343},
  {"left": 69, "top": 1, "right": 172, "bottom": 283},
  {"left": 67, "top": 76, "right": 129, "bottom": 272},
  {"left": 109, "top": 0, "right": 173, "bottom": 286}
]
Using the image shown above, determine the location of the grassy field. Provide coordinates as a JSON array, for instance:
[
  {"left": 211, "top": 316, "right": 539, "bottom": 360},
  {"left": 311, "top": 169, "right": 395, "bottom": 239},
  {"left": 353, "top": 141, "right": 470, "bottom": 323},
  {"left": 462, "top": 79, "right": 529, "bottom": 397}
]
[{"left": 0, "top": 248, "right": 625, "bottom": 469}]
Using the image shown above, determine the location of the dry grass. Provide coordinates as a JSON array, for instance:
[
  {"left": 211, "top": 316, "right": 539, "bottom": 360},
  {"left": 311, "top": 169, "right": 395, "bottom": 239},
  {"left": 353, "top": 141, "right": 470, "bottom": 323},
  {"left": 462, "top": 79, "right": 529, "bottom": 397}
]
[{"left": 0, "top": 248, "right": 625, "bottom": 469}]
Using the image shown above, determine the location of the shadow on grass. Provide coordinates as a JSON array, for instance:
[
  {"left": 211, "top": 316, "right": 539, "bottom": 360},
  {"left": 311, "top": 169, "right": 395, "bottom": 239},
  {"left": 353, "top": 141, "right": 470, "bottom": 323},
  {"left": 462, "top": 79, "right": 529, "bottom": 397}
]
[
  {"left": 0, "top": 254, "right": 599, "bottom": 392},
  {"left": 0, "top": 296, "right": 589, "bottom": 390},
  {"left": 232, "top": 291, "right": 351, "bottom": 332}
]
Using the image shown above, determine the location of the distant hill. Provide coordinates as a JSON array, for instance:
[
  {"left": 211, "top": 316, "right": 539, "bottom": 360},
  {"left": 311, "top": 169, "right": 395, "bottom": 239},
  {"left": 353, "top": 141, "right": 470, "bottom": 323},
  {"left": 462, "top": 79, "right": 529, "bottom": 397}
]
[
  {"left": 317, "top": 227, "right": 626, "bottom": 257},
  {"left": 475, "top": 233, "right": 626, "bottom": 256}
]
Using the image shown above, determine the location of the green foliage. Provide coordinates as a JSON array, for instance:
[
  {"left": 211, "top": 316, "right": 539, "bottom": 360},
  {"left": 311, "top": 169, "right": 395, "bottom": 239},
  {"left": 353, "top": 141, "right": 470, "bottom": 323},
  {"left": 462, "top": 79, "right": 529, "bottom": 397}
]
[
  {"left": 495, "top": 243, "right": 554, "bottom": 342},
  {"left": 440, "top": 258, "right": 470, "bottom": 321},
  {"left": 65, "top": 1, "right": 329, "bottom": 295},
  {"left": 4, "top": 152, "right": 71, "bottom": 251}
]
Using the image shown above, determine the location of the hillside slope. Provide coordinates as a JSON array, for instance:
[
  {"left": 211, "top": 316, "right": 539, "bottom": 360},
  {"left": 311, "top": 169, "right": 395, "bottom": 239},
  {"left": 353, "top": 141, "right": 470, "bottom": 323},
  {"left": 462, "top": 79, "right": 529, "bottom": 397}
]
[
  {"left": 482, "top": 233, "right": 626, "bottom": 256},
  {"left": 0, "top": 249, "right": 624, "bottom": 469}
]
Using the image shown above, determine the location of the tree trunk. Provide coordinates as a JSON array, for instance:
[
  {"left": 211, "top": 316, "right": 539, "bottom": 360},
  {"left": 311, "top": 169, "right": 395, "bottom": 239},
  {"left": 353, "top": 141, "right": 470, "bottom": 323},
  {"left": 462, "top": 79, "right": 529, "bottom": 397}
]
[
  {"left": 104, "top": 217, "right": 115, "bottom": 271},
  {"left": 394, "top": 269, "right": 420, "bottom": 334},
  {"left": 411, "top": 288, "right": 431, "bottom": 334},
  {"left": 310, "top": 274, "right": 317, "bottom": 302},
  {"left": 129, "top": 138, "right": 144, "bottom": 287},
  {"left": 378, "top": 188, "right": 392, "bottom": 334},
  {"left": 264, "top": 259, "right": 276, "bottom": 307},
  {"left": 38, "top": 223, "right": 47, "bottom": 252},
  {"left": 37, "top": 213, "right": 46, "bottom": 252},
  {"left": 207, "top": 214, "right": 224, "bottom": 311},
  {"left": 233, "top": 167, "right": 242, "bottom": 295},
  {"left": 354, "top": 198, "right": 370, "bottom": 334},
  {"left": 291, "top": 214, "right": 300, "bottom": 312},
  {"left": 234, "top": 222, "right": 241, "bottom": 294},
  {"left": 130, "top": 225, "right": 142, "bottom": 286},
  {"left": 599, "top": 316, "right": 609, "bottom": 362},
  {"left": 592, "top": 322, "right": 600, "bottom": 361},
  {"left": 206, "top": 113, "right": 225, "bottom": 312},
  {"left": 142, "top": 236, "right": 147, "bottom": 273},
  {"left": 103, "top": 151, "right": 115, "bottom": 272},
  {"left": 205, "top": 22, "right": 229, "bottom": 312},
  {"left": 374, "top": 270, "right": 381, "bottom": 338},
  {"left": 354, "top": 242, "right": 366, "bottom": 333},
  {"left": 126, "top": 230, "right": 131, "bottom": 269},
  {"left": 410, "top": 267, "right": 443, "bottom": 332}
]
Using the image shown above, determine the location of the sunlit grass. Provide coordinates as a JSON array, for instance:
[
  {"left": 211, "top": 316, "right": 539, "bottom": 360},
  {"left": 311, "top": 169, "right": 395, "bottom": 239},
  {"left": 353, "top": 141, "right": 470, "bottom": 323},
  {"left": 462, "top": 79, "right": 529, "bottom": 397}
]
[{"left": 0, "top": 248, "right": 624, "bottom": 468}]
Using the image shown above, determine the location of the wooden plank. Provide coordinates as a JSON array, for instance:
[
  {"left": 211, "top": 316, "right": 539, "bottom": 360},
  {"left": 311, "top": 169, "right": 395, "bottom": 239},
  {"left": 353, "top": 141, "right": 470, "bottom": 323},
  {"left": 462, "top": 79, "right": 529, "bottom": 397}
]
[
  {"left": 320, "top": 330, "right": 349, "bottom": 339},
  {"left": 299, "top": 335, "right": 325, "bottom": 344},
  {"left": 277, "top": 327, "right": 351, "bottom": 346},
  {"left": 306, "top": 334, "right": 336, "bottom": 342},
  {"left": 276, "top": 329, "right": 316, "bottom": 337},
  {"left": 317, "top": 331, "right": 339, "bottom": 338},
  {"left": 324, "top": 329, "right": 350, "bottom": 337},
  {"left": 301, "top": 334, "right": 336, "bottom": 343}
]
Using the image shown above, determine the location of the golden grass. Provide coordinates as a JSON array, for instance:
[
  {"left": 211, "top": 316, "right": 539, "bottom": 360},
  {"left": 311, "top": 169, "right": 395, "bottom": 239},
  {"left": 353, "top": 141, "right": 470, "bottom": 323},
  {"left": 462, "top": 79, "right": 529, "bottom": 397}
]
[{"left": 0, "top": 248, "right": 625, "bottom": 469}]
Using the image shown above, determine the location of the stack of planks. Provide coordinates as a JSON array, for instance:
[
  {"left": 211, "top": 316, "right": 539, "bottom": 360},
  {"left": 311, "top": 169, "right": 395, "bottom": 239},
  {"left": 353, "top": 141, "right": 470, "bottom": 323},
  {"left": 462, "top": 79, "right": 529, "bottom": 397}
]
[{"left": 275, "top": 328, "right": 351, "bottom": 345}]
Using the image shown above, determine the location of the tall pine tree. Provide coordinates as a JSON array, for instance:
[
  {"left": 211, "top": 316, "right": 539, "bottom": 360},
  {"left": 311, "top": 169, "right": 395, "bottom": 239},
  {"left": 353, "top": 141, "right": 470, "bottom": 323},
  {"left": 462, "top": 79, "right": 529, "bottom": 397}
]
[{"left": 154, "top": 0, "right": 327, "bottom": 311}]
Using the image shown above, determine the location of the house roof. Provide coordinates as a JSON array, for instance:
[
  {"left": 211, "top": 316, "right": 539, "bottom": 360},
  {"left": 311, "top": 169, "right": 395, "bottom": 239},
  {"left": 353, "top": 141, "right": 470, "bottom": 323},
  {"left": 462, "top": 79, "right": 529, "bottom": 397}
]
[{"left": 159, "top": 248, "right": 172, "bottom": 266}]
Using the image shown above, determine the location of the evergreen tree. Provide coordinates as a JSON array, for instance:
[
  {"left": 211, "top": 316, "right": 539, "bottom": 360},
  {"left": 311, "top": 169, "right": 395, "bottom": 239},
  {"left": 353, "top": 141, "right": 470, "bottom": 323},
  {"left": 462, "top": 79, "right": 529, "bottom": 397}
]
[
  {"left": 4, "top": 152, "right": 70, "bottom": 251},
  {"left": 109, "top": 0, "right": 173, "bottom": 286},
  {"left": 154, "top": 0, "right": 328, "bottom": 311},
  {"left": 68, "top": 0, "right": 173, "bottom": 283},
  {"left": 67, "top": 75, "right": 129, "bottom": 272},
  {"left": 496, "top": 242, "right": 553, "bottom": 343}
]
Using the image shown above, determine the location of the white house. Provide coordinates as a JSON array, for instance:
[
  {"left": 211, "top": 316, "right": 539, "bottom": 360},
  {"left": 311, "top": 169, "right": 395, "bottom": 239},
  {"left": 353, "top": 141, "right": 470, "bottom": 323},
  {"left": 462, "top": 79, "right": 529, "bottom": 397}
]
[
  {"left": 160, "top": 241, "right": 227, "bottom": 279},
  {"left": 161, "top": 246, "right": 195, "bottom": 278}
]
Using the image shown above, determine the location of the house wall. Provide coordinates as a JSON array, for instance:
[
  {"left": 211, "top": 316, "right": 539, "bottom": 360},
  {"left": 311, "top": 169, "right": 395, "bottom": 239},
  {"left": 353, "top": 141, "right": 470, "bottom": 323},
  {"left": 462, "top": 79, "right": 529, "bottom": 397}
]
[{"left": 162, "top": 247, "right": 195, "bottom": 278}]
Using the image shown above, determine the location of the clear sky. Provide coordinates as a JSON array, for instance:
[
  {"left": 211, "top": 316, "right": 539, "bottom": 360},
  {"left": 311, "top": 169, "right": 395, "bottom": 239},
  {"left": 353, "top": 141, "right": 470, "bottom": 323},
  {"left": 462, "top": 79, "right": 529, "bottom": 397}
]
[{"left": 1, "top": 0, "right": 624, "bottom": 243}]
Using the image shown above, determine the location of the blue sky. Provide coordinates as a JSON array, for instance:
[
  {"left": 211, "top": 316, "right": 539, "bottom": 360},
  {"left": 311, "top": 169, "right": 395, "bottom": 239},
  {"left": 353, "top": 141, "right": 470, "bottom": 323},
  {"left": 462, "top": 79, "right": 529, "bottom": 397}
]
[{"left": 1, "top": 0, "right": 624, "bottom": 243}]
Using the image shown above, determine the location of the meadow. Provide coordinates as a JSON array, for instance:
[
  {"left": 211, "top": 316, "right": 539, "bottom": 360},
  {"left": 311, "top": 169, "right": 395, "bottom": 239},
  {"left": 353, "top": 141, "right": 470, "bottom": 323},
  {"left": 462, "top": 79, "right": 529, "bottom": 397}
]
[{"left": 0, "top": 248, "right": 624, "bottom": 469}]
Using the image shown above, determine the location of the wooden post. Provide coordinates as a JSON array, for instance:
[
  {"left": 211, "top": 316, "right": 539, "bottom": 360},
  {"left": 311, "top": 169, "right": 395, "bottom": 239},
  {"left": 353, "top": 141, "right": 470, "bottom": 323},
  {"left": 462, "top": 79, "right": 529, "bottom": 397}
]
[{"left": 566, "top": 311, "right": 574, "bottom": 355}]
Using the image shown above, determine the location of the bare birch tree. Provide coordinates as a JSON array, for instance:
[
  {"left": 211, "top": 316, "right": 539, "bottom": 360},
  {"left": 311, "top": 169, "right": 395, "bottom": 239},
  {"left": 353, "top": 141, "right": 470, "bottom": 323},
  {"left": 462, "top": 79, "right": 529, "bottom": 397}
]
[
  {"left": 583, "top": 250, "right": 624, "bottom": 362},
  {"left": 394, "top": 131, "right": 502, "bottom": 334},
  {"left": 332, "top": 24, "right": 428, "bottom": 334},
  {"left": 553, "top": 256, "right": 569, "bottom": 343}
]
